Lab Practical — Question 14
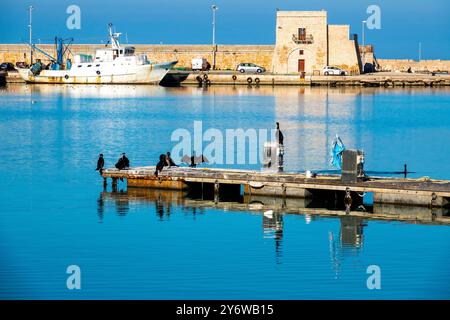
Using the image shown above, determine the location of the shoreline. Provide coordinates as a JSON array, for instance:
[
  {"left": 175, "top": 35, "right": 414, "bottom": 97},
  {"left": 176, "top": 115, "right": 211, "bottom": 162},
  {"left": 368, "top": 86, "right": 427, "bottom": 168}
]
[{"left": 3, "top": 70, "right": 450, "bottom": 87}]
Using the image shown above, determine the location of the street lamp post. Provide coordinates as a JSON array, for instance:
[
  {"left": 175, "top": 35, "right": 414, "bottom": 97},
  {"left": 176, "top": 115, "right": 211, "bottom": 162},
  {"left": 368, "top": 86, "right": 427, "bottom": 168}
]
[
  {"left": 361, "top": 20, "right": 367, "bottom": 72},
  {"left": 28, "top": 5, "right": 33, "bottom": 65},
  {"left": 419, "top": 42, "right": 422, "bottom": 61},
  {"left": 212, "top": 5, "right": 218, "bottom": 70}
]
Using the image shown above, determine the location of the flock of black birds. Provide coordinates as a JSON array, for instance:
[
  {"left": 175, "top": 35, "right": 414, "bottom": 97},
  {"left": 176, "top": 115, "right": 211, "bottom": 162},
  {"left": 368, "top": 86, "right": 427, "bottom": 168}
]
[
  {"left": 95, "top": 152, "right": 130, "bottom": 175},
  {"left": 94, "top": 151, "right": 209, "bottom": 177}
]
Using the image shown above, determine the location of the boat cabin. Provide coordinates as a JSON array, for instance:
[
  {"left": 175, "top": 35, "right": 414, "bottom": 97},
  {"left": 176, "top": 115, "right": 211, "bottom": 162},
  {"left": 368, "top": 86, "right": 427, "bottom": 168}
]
[{"left": 94, "top": 46, "right": 136, "bottom": 62}]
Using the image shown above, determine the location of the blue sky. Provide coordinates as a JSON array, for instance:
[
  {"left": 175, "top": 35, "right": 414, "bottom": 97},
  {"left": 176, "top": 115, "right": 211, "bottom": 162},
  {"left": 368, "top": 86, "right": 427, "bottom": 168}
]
[{"left": 1, "top": 0, "right": 449, "bottom": 59}]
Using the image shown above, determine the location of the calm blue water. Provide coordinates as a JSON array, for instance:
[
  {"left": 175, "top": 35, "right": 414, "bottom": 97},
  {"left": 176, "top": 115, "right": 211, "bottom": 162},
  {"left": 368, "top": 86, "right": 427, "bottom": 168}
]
[{"left": 0, "top": 84, "right": 449, "bottom": 299}]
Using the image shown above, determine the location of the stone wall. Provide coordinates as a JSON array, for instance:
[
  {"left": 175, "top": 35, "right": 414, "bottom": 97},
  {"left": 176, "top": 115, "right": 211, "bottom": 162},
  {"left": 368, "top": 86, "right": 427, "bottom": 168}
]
[
  {"left": 377, "top": 59, "right": 450, "bottom": 72},
  {"left": 0, "top": 44, "right": 274, "bottom": 71},
  {"left": 328, "top": 25, "right": 360, "bottom": 74},
  {"left": 2, "top": 43, "right": 449, "bottom": 74}
]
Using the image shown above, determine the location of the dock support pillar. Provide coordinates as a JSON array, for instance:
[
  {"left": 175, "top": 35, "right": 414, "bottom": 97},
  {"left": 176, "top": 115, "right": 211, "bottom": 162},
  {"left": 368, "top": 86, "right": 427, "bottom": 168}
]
[
  {"left": 103, "top": 178, "right": 107, "bottom": 190},
  {"left": 214, "top": 180, "right": 220, "bottom": 204},
  {"left": 112, "top": 178, "right": 118, "bottom": 191}
]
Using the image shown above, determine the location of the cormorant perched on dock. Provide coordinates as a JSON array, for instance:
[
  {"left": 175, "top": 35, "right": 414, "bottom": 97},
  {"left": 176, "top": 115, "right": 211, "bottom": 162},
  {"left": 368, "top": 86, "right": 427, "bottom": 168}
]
[
  {"left": 122, "top": 153, "right": 130, "bottom": 168},
  {"left": 155, "top": 154, "right": 167, "bottom": 176},
  {"left": 95, "top": 154, "right": 105, "bottom": 175},
  {"left": 166, "top": 152, "right": 177, "bottom": 167},
  {"left": 115, "top": 153, "right": 130, "bottom": 170},
  {"left": 275, "top": 122, "right": 284, "bottom": 146}
]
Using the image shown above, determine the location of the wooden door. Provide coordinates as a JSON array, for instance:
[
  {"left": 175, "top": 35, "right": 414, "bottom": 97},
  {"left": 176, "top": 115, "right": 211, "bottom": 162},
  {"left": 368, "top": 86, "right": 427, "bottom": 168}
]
[{"left": 298, "top": 59, "right": 305, "bottom": 72}]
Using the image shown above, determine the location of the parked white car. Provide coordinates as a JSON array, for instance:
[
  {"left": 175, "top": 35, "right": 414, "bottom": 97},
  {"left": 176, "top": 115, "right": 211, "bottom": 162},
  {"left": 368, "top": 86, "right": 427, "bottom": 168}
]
[
  {"left": 322, "top": 66, "right": 348, "bottom": 76},
  {"left": 237, "top": 63, "right": 266, "bottom": 73}
]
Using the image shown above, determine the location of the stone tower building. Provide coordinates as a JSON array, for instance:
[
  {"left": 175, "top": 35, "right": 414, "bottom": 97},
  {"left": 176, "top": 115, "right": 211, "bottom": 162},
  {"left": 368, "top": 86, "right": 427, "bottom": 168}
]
[{"left": 272, "top": 11, "right": 362, "bottom": 75}]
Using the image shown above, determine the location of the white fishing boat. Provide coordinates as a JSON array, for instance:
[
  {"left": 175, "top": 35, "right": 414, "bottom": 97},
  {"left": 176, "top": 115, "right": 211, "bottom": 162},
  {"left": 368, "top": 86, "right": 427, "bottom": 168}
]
[{"left": 18, "top": 24, "right": 177, "bottom": 85}]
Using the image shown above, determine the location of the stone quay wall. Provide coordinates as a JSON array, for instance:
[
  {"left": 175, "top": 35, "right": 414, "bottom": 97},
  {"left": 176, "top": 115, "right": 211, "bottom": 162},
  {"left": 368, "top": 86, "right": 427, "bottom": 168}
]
[
  {"left": 1, "top": 44, "right": 449, "bottom": 74},
  {"left": 0, "top": 44, "right": 274, "bottom": 72}
]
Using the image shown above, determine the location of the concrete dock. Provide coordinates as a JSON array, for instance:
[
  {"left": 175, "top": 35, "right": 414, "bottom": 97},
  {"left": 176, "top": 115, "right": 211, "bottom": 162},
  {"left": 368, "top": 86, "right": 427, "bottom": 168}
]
[
  {"left": 3, "top": 70, "right": 449, "bottom": 87},
  {"left": 102, "top": 166, "right": 450, "bottom": 208},
  {"left": 180, "top": 71, "right": 450, "bottom": 87}
]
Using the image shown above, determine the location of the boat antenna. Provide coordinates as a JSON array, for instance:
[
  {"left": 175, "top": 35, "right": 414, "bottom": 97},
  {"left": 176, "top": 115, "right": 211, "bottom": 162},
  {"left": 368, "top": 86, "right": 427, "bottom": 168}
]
[{"left": 108, "top": 23, "right": 121, "bottom": 49}]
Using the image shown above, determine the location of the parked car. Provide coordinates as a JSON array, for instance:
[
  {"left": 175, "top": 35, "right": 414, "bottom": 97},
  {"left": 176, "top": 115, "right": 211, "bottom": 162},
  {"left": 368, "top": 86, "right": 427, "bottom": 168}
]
[
  {"left": 0, "top": 62, "right": 16, "bottom": 71},
  {"left": 322, "top": 66, "right": 347, "bottom": 76},
  {"left": 237, "top": 63, "right": 265, "bottom": 74}
]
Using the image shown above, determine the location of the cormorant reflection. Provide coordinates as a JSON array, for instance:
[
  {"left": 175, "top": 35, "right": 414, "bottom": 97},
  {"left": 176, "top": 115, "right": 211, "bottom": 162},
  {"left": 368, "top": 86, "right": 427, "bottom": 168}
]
[
  {"left": 114, "top": 189, "right": 130, "bottom": 216},
  {"left": 97, "top": 193, "right": 104, "bottom": 222},
  {"left": 154, "top": 193, "right": 173, "bottom": 221},
  {"left": 97, "top": 189, "right": 130, "bottom": 219}
]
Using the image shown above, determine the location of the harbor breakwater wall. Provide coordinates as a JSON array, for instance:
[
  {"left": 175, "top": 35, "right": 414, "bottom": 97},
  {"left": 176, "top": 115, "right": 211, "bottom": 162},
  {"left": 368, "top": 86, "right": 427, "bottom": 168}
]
[
  {"left": 0, "top": 44, "right": 274, "bottom": 71},
  {"left": 376, "top": 59, "right": 450, "bottom": 73},
  {"left": 1, "top": 44, "right": 449, "bottom": 73}
]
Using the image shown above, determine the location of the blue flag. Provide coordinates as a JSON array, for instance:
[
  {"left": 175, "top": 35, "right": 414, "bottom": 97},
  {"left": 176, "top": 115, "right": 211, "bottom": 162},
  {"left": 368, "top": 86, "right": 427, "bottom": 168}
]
[{"left": 330, "top": 135, "right": 345, "bottom": 169}]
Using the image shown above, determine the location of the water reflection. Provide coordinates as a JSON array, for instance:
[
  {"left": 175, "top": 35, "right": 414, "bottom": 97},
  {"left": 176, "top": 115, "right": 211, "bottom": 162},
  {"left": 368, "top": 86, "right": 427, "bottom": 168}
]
[
  {"left": 98, "top": 187, "right": 450, "bottom": 271},
  {"left": 262, "top": 211, "right": 284, "bottom": 264},
  {"left": 327, "top": 216, "right": 367, "bottom": 279},
  {"left": 5, "top": 82, "right": 447, "bottom": 99},
  {"left": 99, "top": 187, "right": 450, "bottom": 223},
  {"left": 339, "top": 216, "right": 366, "bottom": 248}
]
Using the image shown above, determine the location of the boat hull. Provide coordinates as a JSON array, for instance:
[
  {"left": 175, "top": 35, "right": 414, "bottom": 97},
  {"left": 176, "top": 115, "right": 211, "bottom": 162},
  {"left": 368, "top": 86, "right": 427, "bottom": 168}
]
[{"left": 18, "top": 61, "right": 177, "bottom": 85}]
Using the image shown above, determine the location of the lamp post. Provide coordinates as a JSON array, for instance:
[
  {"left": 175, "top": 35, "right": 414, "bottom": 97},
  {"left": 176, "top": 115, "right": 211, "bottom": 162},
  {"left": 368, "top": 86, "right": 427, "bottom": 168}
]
[
  {"left": 28, "top": 5, "right": 33, "bottom": 65},
  {"left": 212, "top": 5, "right": 218, "bottom": 70},
  {"left": 419, "top": 42, "right": 422, "bottom": 61},
  {"left": 361, "top": 20, "right": 367, "bottom": 72}
]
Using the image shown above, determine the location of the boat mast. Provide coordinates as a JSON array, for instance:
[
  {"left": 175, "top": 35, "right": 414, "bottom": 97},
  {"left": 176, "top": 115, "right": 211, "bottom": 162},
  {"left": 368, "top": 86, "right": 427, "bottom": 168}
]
[
  {"left": 28, "top": 5, "right": 33, "bottom": 64},
  {"left": 108, "top": 23, "right": 121, "bottom": 49}
]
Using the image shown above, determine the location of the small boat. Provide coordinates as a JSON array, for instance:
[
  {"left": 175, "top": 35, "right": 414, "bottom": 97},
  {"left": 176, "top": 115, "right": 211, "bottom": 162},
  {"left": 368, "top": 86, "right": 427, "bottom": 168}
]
[{"left": 18, "top": 24, "right": 177, "bottom": 85}]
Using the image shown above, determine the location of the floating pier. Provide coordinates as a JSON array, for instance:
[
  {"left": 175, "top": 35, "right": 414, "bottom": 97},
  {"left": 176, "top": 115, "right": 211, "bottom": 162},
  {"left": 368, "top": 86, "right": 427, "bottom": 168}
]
[{"left": 102, "top": 167, "right": 450, "bottom": 208}]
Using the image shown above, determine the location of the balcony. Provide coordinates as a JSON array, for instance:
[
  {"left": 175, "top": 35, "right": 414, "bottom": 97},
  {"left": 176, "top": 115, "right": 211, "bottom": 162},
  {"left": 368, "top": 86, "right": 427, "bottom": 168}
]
[{"left": 292, "top": 34, "right": 314, "bottom": 44}]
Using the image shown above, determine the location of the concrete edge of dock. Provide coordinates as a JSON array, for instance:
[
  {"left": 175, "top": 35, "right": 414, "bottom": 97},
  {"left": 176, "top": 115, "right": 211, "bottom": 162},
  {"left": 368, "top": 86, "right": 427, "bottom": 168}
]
[{"left": 2, "top": 70, "right": 450, "bottom": 87}]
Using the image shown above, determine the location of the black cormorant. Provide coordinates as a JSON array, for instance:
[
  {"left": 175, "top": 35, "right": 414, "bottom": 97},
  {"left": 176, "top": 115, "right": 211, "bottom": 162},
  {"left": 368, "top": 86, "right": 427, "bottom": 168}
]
[{"left": 96, "top": 154, "right": 105, "bottom": 175}]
